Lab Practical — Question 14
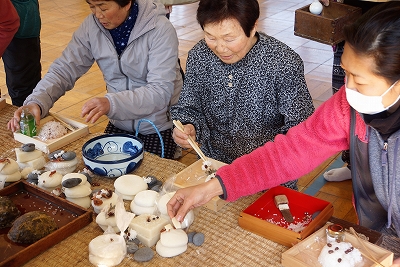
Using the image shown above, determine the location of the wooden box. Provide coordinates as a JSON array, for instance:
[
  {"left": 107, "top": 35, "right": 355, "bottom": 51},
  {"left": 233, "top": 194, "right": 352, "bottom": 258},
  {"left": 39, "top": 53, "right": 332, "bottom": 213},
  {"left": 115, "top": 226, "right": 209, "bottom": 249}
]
[
  {"left": 238, "top": 186, "right": 334, "bottom": 247},
  {"left": 281, "top": 224, "right": 394, "bottom": 267},
  {"left": 0, "top": 98, "right": 6, "bottom": 110},
  {"left": 0, "top": 181, "right": 93, "bottom": 267},
  {"left": 174, "top": 158, "right": 227, "bottom": 211},
  {"left": 294, "top": 2, "right": 362, "bottom": 45},
  {"left": 13, "top": 113, "right": 89, "bottom": 153}
]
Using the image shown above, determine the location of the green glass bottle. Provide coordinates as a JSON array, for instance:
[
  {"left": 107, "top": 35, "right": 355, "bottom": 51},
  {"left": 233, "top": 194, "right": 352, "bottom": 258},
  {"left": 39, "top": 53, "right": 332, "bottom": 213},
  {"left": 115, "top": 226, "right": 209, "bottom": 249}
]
[{"left": 20, "top": 108, "right": 37, "bottom": 137}]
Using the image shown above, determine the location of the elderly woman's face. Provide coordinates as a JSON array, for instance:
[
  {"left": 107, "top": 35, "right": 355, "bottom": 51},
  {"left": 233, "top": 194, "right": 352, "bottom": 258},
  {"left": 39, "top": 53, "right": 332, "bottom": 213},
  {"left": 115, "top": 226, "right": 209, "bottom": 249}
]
[
  {"left": 86, "top": 0, "right": 131, "bottom": 30},
  {"left": 204, "top": 18, "right": 257, "bottom": 64}
]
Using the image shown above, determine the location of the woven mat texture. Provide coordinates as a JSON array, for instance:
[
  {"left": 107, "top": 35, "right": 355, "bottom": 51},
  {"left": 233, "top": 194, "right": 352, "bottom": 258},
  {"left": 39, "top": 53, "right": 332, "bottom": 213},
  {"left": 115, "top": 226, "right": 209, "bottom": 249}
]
[{"left": 1, "top": 105, "right": 287, "bottom": 267}]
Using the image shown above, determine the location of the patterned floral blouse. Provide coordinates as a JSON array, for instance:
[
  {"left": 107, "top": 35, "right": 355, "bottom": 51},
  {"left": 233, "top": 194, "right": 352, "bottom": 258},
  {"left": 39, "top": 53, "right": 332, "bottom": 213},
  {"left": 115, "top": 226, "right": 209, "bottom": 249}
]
[{"left": 171, "top": 32, "right": 314, "bottom": 164}]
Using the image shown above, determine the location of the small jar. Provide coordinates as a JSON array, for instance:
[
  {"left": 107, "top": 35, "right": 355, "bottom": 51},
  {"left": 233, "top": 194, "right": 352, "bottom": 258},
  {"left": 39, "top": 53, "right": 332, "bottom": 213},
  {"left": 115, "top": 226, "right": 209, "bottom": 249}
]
[{"left": 326, "top": 224, "right": 345, "bottom": 243}]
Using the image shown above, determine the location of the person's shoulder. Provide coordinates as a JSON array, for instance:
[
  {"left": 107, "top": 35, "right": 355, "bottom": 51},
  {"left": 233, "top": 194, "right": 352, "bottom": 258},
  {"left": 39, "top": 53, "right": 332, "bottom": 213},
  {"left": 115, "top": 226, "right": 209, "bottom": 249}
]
[
  {"left": 257, "top": 32, "right": 301, "bottom": 61},
  {"left": 189, "top": 40, "right": 211, "bottom": 56}
]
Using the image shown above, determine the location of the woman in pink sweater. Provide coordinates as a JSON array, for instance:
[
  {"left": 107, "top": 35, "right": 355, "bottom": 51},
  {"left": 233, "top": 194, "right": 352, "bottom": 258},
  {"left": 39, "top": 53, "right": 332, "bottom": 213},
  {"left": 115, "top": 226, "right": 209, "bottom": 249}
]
[{"left": 168, "top": 3, "right": 400, "bottom": 261}]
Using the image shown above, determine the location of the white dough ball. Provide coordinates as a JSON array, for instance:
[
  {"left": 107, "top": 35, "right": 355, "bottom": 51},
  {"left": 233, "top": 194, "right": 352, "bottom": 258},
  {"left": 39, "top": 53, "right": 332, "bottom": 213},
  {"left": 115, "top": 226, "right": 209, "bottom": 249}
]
[
  {"left": 113, "top": 175, "right": 148, "bottom": 200},
  {"left": 134, "top": 190, "right": 159, "bottom": 207},
  {"left": 309, "top": 1, "right": 323, "bottom": 15},
  {"left": 0, "top": 158, "right": 19, "bottom": 175},
  {"left": 157, "top": 191, "right": 176, "bottom": 215},
  {"left": 156, "top": 240, "right": 187, "bottom": 258},
  {"left": 66, "top": 196, "right": 91, "bottom": 209},
  {"left": 38, "top": 170, "right": 63, "bottom": 188},
  {"left": 63, "top": 185, "right": 92, "bottom": 198},
  {"left": 91, "top": 191, "right": 118, "bottom": 214},
  {"left": 89, "top": 234, "right": 126, "bottom": 267},
  {"left": 130, "top": 201, "right": 157, "bottom": 215},
  {"left": 0, "top": 171, "right": 22, "bottom": 182},
  {"left": 160, "top": 228, "right": 188, "bottom": 248}
]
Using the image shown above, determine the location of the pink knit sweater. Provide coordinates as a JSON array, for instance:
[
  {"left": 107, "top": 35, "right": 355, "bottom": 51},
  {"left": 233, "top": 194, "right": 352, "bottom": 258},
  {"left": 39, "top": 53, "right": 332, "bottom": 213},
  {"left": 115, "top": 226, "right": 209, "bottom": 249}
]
[{"left": 216, "top": 87, "right": 368, "bottom": 202}]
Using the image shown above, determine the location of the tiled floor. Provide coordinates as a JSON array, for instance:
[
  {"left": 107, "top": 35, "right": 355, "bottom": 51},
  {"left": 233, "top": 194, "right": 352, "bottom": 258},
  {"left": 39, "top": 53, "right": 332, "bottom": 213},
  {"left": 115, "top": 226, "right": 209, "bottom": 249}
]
[{"left": 0, "top": 0, "right": 356, "bottom": 223}]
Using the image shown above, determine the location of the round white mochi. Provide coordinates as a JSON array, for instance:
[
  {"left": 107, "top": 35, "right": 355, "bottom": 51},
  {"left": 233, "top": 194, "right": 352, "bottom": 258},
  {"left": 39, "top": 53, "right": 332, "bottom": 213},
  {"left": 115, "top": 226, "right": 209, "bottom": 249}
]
[
  {"left": 64, "top": 185, "right": 92, "bottom": 198},
  {"left": 38, "top": 183, "right": 58, "bottom": 192},
  {"left": 130, "top": 201, "right": 157, "bottom": 215},
  {"left": 62, "top": 173, "right": 87, "bottom": 185},
  {"left": 91, "top": 192, "right": 118, "bottom": 214},
  {"left": 160, "top": 228, "right": 188, "bottom": 248},
  {"left": 114, "top": 175, "right": 147, "bottom": 200},
  {"left": 20, "top": 167, "right": 34, "bottom": 179},
  {"left": 181, "top": 210, "right": 195, "bottom": 229},
  {"left": 157, "top": 191, "right": 176, "bottom": 215},
  {"left": 66, "top": 196, "right": 91, "bottom": 209},
  {"left": 89, "top": 234, "right": 126, "bottom": 267},
  {"left": 134, "top": 190, "right": 159, "bottom": 207},
  {"left": 39, "top": 170, "right": 63, "bottom": 188},
  {"left": 0, "top": 158, "right": 19, "bottom": 175},
  {"left": 50, "top": 157, "right": 78, "bottom": 175},
  {"left": 96, "top": 211, "right": 117, "bottom": 227},
  {"left": 156, "top": 240, "right": 187, "bottom": 258},
  {"left": 0, "top": 171, "right": 21, "bottom": 182}
]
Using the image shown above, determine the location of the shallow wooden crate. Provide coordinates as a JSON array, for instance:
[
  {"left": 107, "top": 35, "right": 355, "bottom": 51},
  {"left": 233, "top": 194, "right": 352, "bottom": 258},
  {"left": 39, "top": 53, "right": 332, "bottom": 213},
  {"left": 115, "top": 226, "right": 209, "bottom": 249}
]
[
  {"left": 281, "top": 224, "right": 393, "bottom": 267},
  {"left": 0, "top": 181, "right": 93, "bottom": 267},
  {"left": 174, "top": 158, "right": 227, "bottom": 211},
  {"left": 294, "top": 2, "right": 362, "bottom": 45},
  {"left": 238, "top": 186, "right": 334, "bottom": 247},
  {"left": 0, "top": 98, "right": 6, "bottom": 110},
  {"left": 13, "top": 113, "right": 89, "bottom": 154}
]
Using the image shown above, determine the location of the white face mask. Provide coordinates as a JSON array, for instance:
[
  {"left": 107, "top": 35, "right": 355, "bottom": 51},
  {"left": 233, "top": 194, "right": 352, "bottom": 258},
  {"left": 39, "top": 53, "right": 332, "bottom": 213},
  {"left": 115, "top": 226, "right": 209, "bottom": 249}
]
[{"left": 345, "top": 80, "right": 400, "bottom": 115}]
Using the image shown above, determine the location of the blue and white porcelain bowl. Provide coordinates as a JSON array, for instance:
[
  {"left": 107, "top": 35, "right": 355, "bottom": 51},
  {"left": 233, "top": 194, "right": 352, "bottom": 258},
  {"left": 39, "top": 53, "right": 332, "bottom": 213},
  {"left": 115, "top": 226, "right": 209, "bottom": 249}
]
[{"left": 82, "top": 134, "right": 144, "bottom": 178}]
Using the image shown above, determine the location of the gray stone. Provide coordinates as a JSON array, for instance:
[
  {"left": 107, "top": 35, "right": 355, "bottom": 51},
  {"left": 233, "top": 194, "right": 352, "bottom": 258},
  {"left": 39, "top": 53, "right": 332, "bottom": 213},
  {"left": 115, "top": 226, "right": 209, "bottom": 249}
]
[
  {"left": 79, "top": 171, "right": 92, "bottom": 183},
  {"left": 48, "top": 149, "right": 63, "bottom": 160},
  {"left": 61, "top": 151, "right": 76, "bottom": 161},
  {"left": 150, "top": 185, "right": 161, "bottom": 192},
  {"left": 133, "top": 247, "right": 154, "bottom": 262},
  {"left": 187, "top": 231, "right": 196, "bottom": 243},
  {"left": 62, "top": 178, "right": 82, "bottom": 188},
  {"left": 21, "top": 143, "right": 35, "bottom": 152},
  {"left": 192, "top": 232, "right": 205, "bottom": 246},
  {"left": 126, "top": 240, "right": 139, "bottom": 254}
]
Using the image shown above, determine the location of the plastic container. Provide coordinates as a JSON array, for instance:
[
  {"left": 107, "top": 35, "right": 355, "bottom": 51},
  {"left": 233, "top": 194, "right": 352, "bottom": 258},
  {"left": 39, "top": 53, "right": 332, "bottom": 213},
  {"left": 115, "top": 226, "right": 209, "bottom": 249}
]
[
  {"left": 19, "top": 108, "right": 36, "bottom": 137},
  {"left": 326, "top": 223, "right": 345, "bottom": 243}
]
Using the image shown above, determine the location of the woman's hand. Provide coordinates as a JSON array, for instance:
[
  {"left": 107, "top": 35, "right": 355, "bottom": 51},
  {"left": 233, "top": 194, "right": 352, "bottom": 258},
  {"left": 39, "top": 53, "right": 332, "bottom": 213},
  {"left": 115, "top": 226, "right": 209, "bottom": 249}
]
[
  {"left": 7, "top": 103, "right": 41, "bottom": 132},
  {"left": 172, "top": 123, "right": 196, "bottom": 149},
  {"left": 81, "top": 97, "right": 110, "bottom": 123},
  {"left": 167, "top": 178, "right": 223, "bottom": 222}
]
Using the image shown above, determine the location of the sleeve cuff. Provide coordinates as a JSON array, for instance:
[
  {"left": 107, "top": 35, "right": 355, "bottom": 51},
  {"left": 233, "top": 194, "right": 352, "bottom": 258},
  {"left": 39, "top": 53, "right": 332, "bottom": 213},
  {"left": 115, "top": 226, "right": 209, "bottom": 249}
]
[{"left": 215, "top": 175, "right": 227, "bottom": 200}]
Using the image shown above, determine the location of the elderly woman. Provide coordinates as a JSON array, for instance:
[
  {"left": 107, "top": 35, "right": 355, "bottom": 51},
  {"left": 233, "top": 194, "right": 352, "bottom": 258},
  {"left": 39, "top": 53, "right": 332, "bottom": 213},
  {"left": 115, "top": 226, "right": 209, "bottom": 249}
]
[
  {"left": 7, "top": 0, "right": 182, "bottom": 159},
  {"left": 168, "top": 4, "right": 400, "bottom": 263},
  {"left": 171, "top": 0, "right": 314, "bottom": 189}
]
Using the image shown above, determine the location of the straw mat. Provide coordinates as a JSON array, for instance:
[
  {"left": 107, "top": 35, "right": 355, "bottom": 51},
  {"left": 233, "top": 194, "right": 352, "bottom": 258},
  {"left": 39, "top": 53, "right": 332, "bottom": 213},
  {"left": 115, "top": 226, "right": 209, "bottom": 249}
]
[{"left": 1, "top": 104, "right": 287, "bottom": 267}]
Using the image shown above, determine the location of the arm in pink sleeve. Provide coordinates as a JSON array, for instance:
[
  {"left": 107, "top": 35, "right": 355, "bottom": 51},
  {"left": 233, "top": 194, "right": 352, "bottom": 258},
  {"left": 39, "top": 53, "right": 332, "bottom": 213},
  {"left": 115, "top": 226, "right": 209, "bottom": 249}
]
[{"left": 217, "top": 88, "right": 354, "bottom": 202}]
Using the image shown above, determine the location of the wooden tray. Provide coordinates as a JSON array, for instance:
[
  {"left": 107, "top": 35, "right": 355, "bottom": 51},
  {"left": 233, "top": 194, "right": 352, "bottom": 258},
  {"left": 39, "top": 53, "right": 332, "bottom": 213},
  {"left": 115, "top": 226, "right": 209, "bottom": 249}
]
[
  {"left": 238, "top": 186, "right": 334, "bottom": 247},
  {"left": 13, "top": 113, "right": 89, "bottom": 153},
  {"left": 174, "top": 158, "right": 227, "bottom": 211},
  {"left": 0, "top": 181, "right": 93, "bottom": 267},
  {"left": 0, "top": 98, "right": 6, "bottom": 110},
  {"left": 281, "top": 224, "right": 394, "bottom": 267}
]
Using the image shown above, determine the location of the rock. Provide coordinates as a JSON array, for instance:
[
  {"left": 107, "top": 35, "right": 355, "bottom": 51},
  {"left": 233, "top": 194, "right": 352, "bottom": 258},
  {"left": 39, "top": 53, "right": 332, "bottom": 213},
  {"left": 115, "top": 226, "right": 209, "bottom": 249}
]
[
  {"left": 80, "top": 171, "right": 93, "bottom": 183},
  {"left": 8, "top": 211, "right": 58, "bottom": 243},
  {"left": 62, "top": 177, "right": 82, "bottom": 188},
  {"left": 0, "top": 196, "right": 20, "bottom": 229},
  {"left": 21, "top": 143, "right": 35, "bottom": 152},
  {"left": 61, "top": 151, "right": 76, "bottom": 161},
  {"left": 134, "top": 247, "right": 154, "bottom": 262},
  {"left": 126, "top": 241, "right": 139, "bottom": 254},
  {"left": 144, "top": 175, "right": 158, "bottom": 187},
  {"left": 48, "top": 149, "right": 63, "bottom": 160},
  {"left": 187, "top": 232, "right": 196, "bottom": 244},
  {"left": 150, "top": 185, "right": 161, "bottom": 192},
  {"left": 192, "top": 232, "right": 205, "bottom": 246}
]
